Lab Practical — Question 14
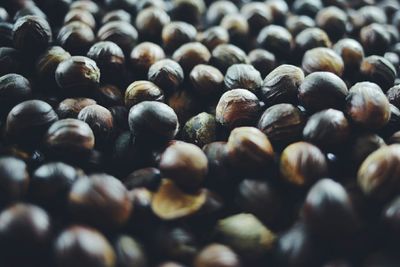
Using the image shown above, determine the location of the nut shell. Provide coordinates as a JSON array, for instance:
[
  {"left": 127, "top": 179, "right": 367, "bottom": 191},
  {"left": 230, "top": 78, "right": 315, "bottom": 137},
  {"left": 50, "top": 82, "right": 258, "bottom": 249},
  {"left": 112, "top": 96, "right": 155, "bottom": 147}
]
[
  {"left": 260, "top": 64, "right": 304, "bottom": 105},
  {"left": 345, "top": 82, "right": 390, "bottom": 130},
  {"left": 302, "top": 47, "right": 344, "bottom": 76},
  {"left": 55, "top": 56, "right": 100, "bottom": 97},
  {"left": 224, "top": 64, "right": 262, "bottom": 93},
  {"left": 54, "top": 225, "right": 116, "bottom": 267},
  {"left": 358, "top": 145, "right": 400, "bottom": 202},
  {"left": 216, "top": 89, "right": 261, "bottom": 130},
  {"left": 151, "top": 179, "right": 207, "bottom": 220},
  {"left": 159, "top": 141, "right": 208, "bottom": 191},
  {"left": 280, "top": 141, "right": 328, "bottom": 187},
  {"left": 68, "top": 174, "right": 132, "bottom": 229}
]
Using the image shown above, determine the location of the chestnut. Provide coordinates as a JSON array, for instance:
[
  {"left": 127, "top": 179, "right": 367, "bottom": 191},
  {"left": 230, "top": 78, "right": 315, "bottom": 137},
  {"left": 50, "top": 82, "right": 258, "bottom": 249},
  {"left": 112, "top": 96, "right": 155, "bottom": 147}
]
[
  {"left": 0, "top": 47, "right": 23, "bottom": 76},
  {"left": 357, "top": 144, "right": 400, "bottom": 202},
  {"left": 5, "top": 100, "right": 58, "bottom": 147},
  {"left": 303, "top": 109, "right": 350, "bottom": 151},
  {"left": 379, "top": 0, "right": 400, "bottom": 18},
  {"left": 170, "top": 0, "right": 205, "bottom": 26},
  {"left": 258, "top": 103, "right": 305, "bottom": 147},
  {"left": 257, "top": 25, "right": 293, "bottom": 59},
  {"left": 360, "top": 23, "right": 391, "bottom": 56},
  {"left": 299, "top": 71, "right": 348, "bottom": 112},
  {"left": 68, "top": 173, "right": 132, "bottom": 229},
  {"left": 224, "top": 64, "right": 262, "bottom": 93},
  {"left": 13, "top": 6, "right": 47, "bottom": 26},
  {"left": 351, "top": 133, "right": 386, "bottom": 168},
  {"left": 114, "top": 235, "right": 148, "bottom": 267},
  {"left": 77, "top": 104, "right": 114, "bottom": 148},
  {"left": 260, "top": 64, "right": 304, "bottom": 106},
  {"left": 193, "top": 243, "right": 241, "bottom": 267},
  {"left": 168, "top": 89, "right": 202, "bottom": 124},
  {"left": 292, "top": 0, "right": 323, "bottom": 17},
  {"left": 235, "top": 179, "right": 283, "bottom": 229},
  {"left": 64, "top": 9, "right": 96, "bottom": 30},
  {"left": 172, "top": 42, "right": 211, "bottom": 74},
  {"left": 359, "top": 55, "right": 397, "bottom": 92},
  {"left": 43, "top": 118, "right": 95, "bottom": 160},
  {"left": 123, "top": 167, "right": 162, "bottom": 191},
  {"left": 384, "top": 52, "right": 400, "bottom": 70},
  {"left": 280, "top": 141, "right": 328, "bottom": 187},
  {"left": 128, "top": 101, "right": 179, "bottom": 144},
  {"left": 103, "top": 0, "right": 137, "bottom": 13},
  {"left": 15, "top": 5, "right": 47, "bottom": 24},
  {"left": 29, "top": 162, "right": 81, "bottom": 210},
  {"left": 182, "top": 112, "right": 217, "bottom": 148},
  {"left": 240, "top": 2, "right": 273, "bottom": 35},
  {"left": 380, "top": 103, "right": 400, "bottom": 139},
  {"left": 0, "top": 156, "right": 29, "bottom": 206},
  {"left": 197, "top": 26, "right": 230, "bottom": 51},
  {"left": 70, "top": 0, "right": 100, "bottom": 17},
  {"left": 162, "top": 21, "right": 197, "bottom": 53},
  {"left": 315, "top": 6, "right": 347, "bottom": 41},
  {"left": 0, "top": 203, "right": 52, "bottom": 265},
  {"left": 214, "top": 213, "right": 276, "bottom": 260},
  {"left": 56, "top": 98, "right": 96, "bottom": 119},
  {"left": 202, "top": 142, "right": 231, "bottom": 195},
  {"left": 303, "top": 178, "right": 360, "bottom": 241},
  {"left": 148, "top": 59, "right": 184, "bottom": 95},
  {"left": 210, "top": 44, "right": 248, "bottom": 74},
  {"left": 94, "top": 85, "right": 124, "bottom": 107},
  {"left": 125, "top": 80, "right": 164, "bottom": 109},
  {"left": 294, "top": 27, "right": 332, "bottom": 61},
  {"left": 13, "top": 15, "right": 52, "bottom": 57},
  {"left": 190, "top": 64, "right": 224, "bottom": 98},
  {"left": 54, "top": 225, "right": 116, "bottom": 267},
  {"left": 87, "top": 41, "right": 125, "bottom": 85},
  {"left": 333, "top": 38, "right": 364, "bottom": 72},
  {"left": 97, "top": 21, "right": 139, "bottom": 56},
  {"left": 248, "top": 49, "right": 276, "bottom": 78},
  {"left": 36, "top": 46, "right": 71, "bottom": 90},
  {"left": 275, "top": 222, "right": 322, "bottom": 267},
  {"left": 302, "top": 47, "right": 344, "bottom": 76},
  {"left": 387, "top": 84, "right": 400, "bottom": 109},
  {"left": 101, "top": 9, "right": 131, "bottom": 24},
  {"left": 345, "top": 82, "right": 390, "bottom": 130},
  {"left": 135, "top": 7, "right": 170, "bottom": 42},
  {"left": 225, "top": 127, "right": 274, "bottom": 175},
  {"left": 12, "top": 4, "right": 47, "bottom": 22},
  {"left": 159, "top": 141, "right": 208, "bottom": 191},
  {"left": 220, "top": 14, "right": 249, "bottom": 48},
  {"left": 55, "top": 56, "right": 100, "bottom": 97},
  {"left": 136, "top": 0, "right": 166, "bottom": 11},
  {"left": 150, "top": 224, "right": 198, "bottom": 264},
  {"left": 216, "top": 89, "right": 261, "bottom": 130},
  {"left": 285, "top": 15, "right": 316, "bottom": 37},
  {"left": 206, "top": 1, "right": 238, "bottom": 26},
  {"left": 0, "top": 73, "right": 32, "bottom": 118},
  {"left": 57, "top": 21, "right": 95, "bottom": 56},
  {"left": 130, "top": 42, "right": 165, "bottom": 77}
]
